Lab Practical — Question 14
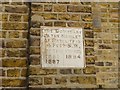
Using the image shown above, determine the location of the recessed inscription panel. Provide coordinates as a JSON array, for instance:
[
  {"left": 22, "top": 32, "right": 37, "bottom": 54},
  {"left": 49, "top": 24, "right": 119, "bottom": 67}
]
[{"left": 40, "top": 27, "right": 85, "bottom": 68}]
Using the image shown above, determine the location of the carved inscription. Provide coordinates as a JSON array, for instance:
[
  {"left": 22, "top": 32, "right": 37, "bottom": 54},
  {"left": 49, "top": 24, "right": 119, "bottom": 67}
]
[{"left": 41, "top": 27, "right": 85, "bottom": 68}]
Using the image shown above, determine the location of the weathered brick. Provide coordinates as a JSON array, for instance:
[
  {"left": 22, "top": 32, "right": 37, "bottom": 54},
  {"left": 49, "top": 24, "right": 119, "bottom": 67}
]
[
  {"left": 20, "top": 31, "right": 27, "bottom": 38},
  {"left": 1, "top": 49, "right": 5, "bottom": 57},
  {"left": 103, "top": 40, "right": 111, "bottom": 44},
  {"left": 31, "top": 21, "right": 43, "bottom": 28},
  {"left": 21, "top": 69, "right": 27, "bottom": 77},
  {"left": 110, "top": 3, "right": 118, "bottom": 8},
  {"left": 40, "top": 13, "right": 57, "bottom": 20},
  {"left": 101, "top": 18, "right": 107, "bottom": 22},
  {"left": 0, "top": 69, "right": 5, "bottom": 76},
  {"left": 100, "top": 3, "right": 110, "bottom": 8},
  {"left": 85, "top": 40, "right": 94, "bottom": 47},
  {"left": 95, "top": 62, "right": 104, "bottom": 66},
  {"left": 83, "top": 66, "right": 96, "bottom": 74},
  {"left": 7, "top": 69, "right": 20, "bottom": 77},
  {"left": 67, "top": 22, "right": 81, "bottom": 27},
  {"left": 31, "top": 29, "right": 40, "bottom": 36},
  {"left": 44, "top": 22, "right": 53, "bottom": 26},
  {"left": 58, "top": 2, "right": 70, "bottom": 4},
  {"left": 8, "top": 31, "right": 20, "bottom": 38},
  {"left": 23, "top": 15, "right": 28, "bottom": 22},
  {"left": 101, "top": 13, "right": 110, "bottom": 18},
  {"left": 81, "top": 14, "right": 92, "bottom": 22},
  {"left": 109, "top": 19, "right": 119, "bottom": 23},
  {"left": 105, "top": 62, "right": 113, "bottom": 66},
  {"left": 11, "top": 2, "right": 23, "bottom": 5},
  {"left": 112, "top": 40, "right": 118, "bottom": 44},
  {"left": 44, "top": 5, "right": 52, "bottom": 12},
  {"left": 60, "top": 69, "right": 72, "bottom": 74},
  {"left": 46, "top": 69, "right": 57, "bottom": 75},
  {"left": 67, "top": 5, "right": 92, "bottom": 13},
  {"left": 9, "top": 14, "right": 22, "bottom": 21},
  {"left": 30, "top": 47, "right": 40, "bottom": 55},
  {"left": 74, "top": 69, "right": 82, "bottom": 74},
  {"left": 32, "top": 14, "right": 44, "bottom": 22},
  {"left": 70, "top": 76, "right": 78, "bottom": 83},
  {"left": 6, "top": 49, "right": 26, "bottom": 57},
  {"left": 30, "top": 67, "right": 46, "bottom": 75},
  {"left": 58, "top": 13, "right": 71, "bottom": 20},
  {"left": 110, "top": 13, "right": 118, "bottom": 18},
  {"left": 78, "top": 76, "right": 96, "bottom": 84},
  {"left": 6, "top": 40, "right": 26, "bottom": 48},
  {"left": 99, "top": 44, "right": 112, "bottom": 49},
  {"left": 83, "top": 23, "right": 93, "bottom": 29},
  {"left": 30, "top": 67, "right": 57, "bottom": 75},
  {"left": 54, "top": 22, "right": 66, "bottom": 27},
  {"left": 85, "top": 31, "right": 93, "bottom": 38},
  {"left": 29, "top": 77, "right": 43, "bottom": 85},
  {"left": 70, "top": 14, "right": 80, "bottom": 21},
  {"left": 32, "top": 4, "right": 43, "bottom": 11},
  {"left": 2, "top": 22, "right": 28, "bottom": 30},
  {"left": 110, "top": 9, "right": 118, "bottom": 13},
  {"left": 101, "top": 8, "right": 107, "bottom": 12},
  {"left": 30, "top": 56, "right": 40, "bottom": 65},
  {"left": 100, "top": 67, "right": 118, "bottom": 72},
  {"left": 2, "top": 79, "right": 26, "bottom": 87},
  {"left": 55, "top": 77, "right": 67, "bottom": 84},
  {"left": 54, "top": 4, "right": 66, "bottom": 12},
  {"left": 86, "top": 57, "right": 96, "bottom": 64},
  {"left": 5, "top": 6, "right": 28, "bottom": 13},
  {"left": 2, "top": 14, "right": 8, "bottom": 21},
  {"left": 0, "top": 31, "right": 6, "bottom": 38},
  {"left": 85, "top": 48, "right": 94, "bottom": 56},
  {"left": 31, "top": 38, "right": 40, "bottom": 46},
  {"left": 2, "top": 59, "right": 26, "bottom": 67},
  {"left": 44, "top": 77, "right": 52, "bottom": 85},
  {"left": 1, "top": 2, "right": 9, "bottom": 4},
  {"left": 19, "top": 49, "right": 27, "bottom": 57}
]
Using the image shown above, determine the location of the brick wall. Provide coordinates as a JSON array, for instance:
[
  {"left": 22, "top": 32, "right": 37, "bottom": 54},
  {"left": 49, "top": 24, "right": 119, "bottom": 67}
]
[
  {"left": 1, "top": 2, "right": 29, "bottom": 89},
  {"left": 0, "top": 1, "right": 119, "bottom": 90},
  {"left": 30, "top": 2, "right": 96, "bottom": 89},
  {"left": 93, "top": 2, "right": 119, "bottom": 88},
  {"left": 0, "top": 2, "right": 2, "bottom": 89}
]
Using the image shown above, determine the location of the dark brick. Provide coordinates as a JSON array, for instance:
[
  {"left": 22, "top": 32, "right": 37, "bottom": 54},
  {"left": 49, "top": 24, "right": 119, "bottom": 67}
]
[
  {"left": 32, "top": 4, "right": 43, "bottom": 11},
  {"left": 54, "top": 22, "right": 66, "bottom": 27},
  {"left": 60, "top": 69, "right": 72, "bottom": 74},
  {"left": 44, "top": 5, "right": 52, "bottom": 12},
  {"left": 85, "top": 31, "right": 94, "bottom": 38},
  {"left": 85, "top": 48, "right": 94, "bottom": 56},
  {"left": 31, "top": 21, "right": 43, "bottom": 28},
  {"left": 67, "top": 5, "right": 92, "bottom": 13},
  {"left": 5, "top": 6, "right": 28, "bottom": 13}
]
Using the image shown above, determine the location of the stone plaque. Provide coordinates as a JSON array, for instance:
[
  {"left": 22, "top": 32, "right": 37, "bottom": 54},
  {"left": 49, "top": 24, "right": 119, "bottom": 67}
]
[{"left": 40, "top": 27, "right": 85, "bottom": 68}]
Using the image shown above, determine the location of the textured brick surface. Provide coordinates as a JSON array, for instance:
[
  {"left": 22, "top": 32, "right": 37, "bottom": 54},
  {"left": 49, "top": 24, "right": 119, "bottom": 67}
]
[
  {"left": 1, "top": 1, "right": 119, "bottom": 89},
  {"left": 29, "top": 2, "right": 96, "bottom": 88},
  {"left": 1, "top": 2, "right": 28, "bottom": 89},
  {"left": 93, "top": 2, "right": 119, "bottom": 88}
]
